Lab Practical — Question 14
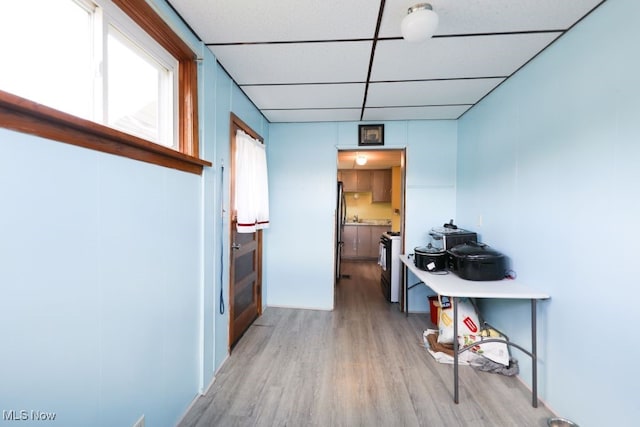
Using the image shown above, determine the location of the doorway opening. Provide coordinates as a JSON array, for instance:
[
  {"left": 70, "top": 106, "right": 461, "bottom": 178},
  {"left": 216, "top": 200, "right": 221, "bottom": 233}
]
[{"left": 335, "top": 148, "right": 406, "bottom": 308}]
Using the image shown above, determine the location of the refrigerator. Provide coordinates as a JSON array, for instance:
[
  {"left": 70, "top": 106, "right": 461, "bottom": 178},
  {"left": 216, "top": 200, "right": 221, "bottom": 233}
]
[{"left": 335, "top": 181, "right": 347, "bottom": 281}]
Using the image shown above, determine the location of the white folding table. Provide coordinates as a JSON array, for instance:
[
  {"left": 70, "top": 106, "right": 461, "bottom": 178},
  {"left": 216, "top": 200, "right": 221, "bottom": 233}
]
[{"left": 399, "top": 254, "right": 550, "bottom": 407}]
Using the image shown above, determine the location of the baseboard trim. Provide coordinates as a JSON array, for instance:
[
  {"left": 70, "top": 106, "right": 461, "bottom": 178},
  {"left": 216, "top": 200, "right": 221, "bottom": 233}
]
[
  {"left": 177, "top": 383, "right": 212, "bottom": 426},
  {"left": 513, "top": 373, "right": 556, "bottom": 415},
  {"left": 176, "top": 353, "right": 231, "bottom": 426},
  {"left": 213, "top": 353, "right": 230, "bottom": 377}
]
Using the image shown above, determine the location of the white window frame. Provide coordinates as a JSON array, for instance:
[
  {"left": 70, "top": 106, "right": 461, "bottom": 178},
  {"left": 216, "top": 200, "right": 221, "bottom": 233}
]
[{"left": 98, "top": 0, "right": 179, "bottom": 147}]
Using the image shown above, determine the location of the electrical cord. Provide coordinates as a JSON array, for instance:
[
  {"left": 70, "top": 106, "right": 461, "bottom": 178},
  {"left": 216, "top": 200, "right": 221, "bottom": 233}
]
[{"left": 219, "top": 161, "right": 225, "bottom": 315}]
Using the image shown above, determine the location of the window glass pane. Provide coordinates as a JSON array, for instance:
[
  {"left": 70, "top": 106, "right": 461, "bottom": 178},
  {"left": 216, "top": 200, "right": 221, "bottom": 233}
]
[
  {"left": 0, "top": 0, "right": 92, "bottom": 119},
  {"left": 107, "top": 28, "right": 170, "bottom": 145},
  {"left": 0, "top": 0, "right": 188, "bottom": 159}
]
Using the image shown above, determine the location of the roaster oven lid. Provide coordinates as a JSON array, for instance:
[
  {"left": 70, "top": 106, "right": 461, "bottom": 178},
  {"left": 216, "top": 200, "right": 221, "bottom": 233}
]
[
  {"left": 415, "top": 243, "right": 445, "bottom": 255},
  {"left": 448, "top": 242, "right": 503, "bottom": 259}
]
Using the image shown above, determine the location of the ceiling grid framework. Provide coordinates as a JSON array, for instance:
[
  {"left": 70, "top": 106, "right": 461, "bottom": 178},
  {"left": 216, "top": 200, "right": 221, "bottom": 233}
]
[{"left": 169, "top": 0, "right": 608, "bottom": 123}]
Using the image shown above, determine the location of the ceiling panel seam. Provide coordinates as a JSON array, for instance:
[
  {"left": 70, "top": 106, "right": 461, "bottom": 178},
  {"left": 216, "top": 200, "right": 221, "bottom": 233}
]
[
  {"left": 239, "top": 76, "right": 509, "bottom": 87},
  {"left": 360, "top": 0, "right": 387, "bottom": 121},
  {"left": 263, "top": 103, "right": 474, "bottom": 112},
  {"left": 202, "top": 30, "right": 571, "bottom": 46}
]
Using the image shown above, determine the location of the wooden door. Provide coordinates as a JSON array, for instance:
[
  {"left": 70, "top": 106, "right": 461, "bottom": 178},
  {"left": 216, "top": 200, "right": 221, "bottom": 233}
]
[
  {"left": 229, "top": 225, "right": 261, "bottom": 347},
  {"left": 229, "top": 113, "right": 263, "bottom": 349}
]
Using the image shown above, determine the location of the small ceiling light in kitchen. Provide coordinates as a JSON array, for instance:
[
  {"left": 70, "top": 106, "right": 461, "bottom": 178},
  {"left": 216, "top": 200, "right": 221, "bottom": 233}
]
[
  {"left": 401, "top": 3, "right": 439, "bottom": 42},
  {"left": 355, "top": 154, "right": 368, "bottom": 166}
]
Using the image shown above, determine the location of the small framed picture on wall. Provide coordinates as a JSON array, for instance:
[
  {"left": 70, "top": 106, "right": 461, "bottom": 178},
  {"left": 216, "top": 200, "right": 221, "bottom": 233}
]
[{"left": 358, "top": 124, "right": 384, "bottom": 146}]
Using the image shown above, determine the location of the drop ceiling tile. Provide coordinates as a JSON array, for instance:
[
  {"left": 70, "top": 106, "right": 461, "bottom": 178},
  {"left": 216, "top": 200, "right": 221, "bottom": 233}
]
[
  {"left": 366, "top": 78, "right": 504, "bottom": 107},
  {"left": 371, "top": 33, "right": 561, "bottom": 81},
  {"left": 363, "top": 106, "right": 471, "bottom": 121},
  {"left": 262, "top": 109, "right": 362, "bottom": 123},
  {"left": 167, "top": 0, "right": 606, "bottom": 122},
  {"left": 241, "top": 83, "right": 365, "bottom": 110},
  {"left": 379, "top": 0, "right": 605, "bottom": 38},
  {"left": 210, "top": 41, "right": 372, "bottom": 85},
  {"left": 170, "top": 0, "right": 379, "bottom": 43}
]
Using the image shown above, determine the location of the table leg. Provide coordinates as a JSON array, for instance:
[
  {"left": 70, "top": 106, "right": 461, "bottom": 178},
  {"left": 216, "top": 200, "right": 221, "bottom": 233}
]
[
  {"left": 531, "top": 298, "right": 538, "bottom": 408},
  {"left": 453, "top": 296, "right": 459, "bottom": 404},
  {"left": 404, "top": 265, "right": 408, "bottom": 317}
]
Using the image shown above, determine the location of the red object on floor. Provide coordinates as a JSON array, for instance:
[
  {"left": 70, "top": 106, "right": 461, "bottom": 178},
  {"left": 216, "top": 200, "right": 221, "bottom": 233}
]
[{"left": 428, "top": 296, "right": 438, "bottom": 325}]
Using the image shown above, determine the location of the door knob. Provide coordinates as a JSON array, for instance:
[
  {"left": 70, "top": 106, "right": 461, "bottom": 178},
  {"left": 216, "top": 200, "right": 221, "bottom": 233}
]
[{"left": 232, "top": 243, "right": 241, "bottom": 250}]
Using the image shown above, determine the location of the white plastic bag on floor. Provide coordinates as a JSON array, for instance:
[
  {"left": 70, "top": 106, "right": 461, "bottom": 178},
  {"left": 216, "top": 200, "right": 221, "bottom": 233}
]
[
  {"left": 437, "top": 296, "right": 480, "bottom": 344},
  {"left": 459, "top": 332, "right": 510, "bottom": 366}
]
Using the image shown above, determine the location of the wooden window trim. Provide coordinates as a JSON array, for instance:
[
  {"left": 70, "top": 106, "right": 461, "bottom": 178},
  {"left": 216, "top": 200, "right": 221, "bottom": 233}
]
[
  {"left": 113, "top": 0, "right": 200, "bottom": 157},
  {"left": 0, "top": 90, "right": 209, "bottom": 174},
  {"left": 0, "top": 0, "right": 211, "bottom": 174}
]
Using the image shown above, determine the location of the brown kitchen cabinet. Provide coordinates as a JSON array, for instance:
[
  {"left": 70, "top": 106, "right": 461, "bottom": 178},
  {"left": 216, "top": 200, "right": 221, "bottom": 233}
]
[
  {"left": 371, "top": 169, "right": 392, "bottom": 203},
  {"left": 342, "top": 225, "right": 358, "bottom": 258},
  {"left": 339, "top": 170, "right": 357, "bottom": 192},
  {"left": 368, "top": 225, "right": 391, "bottom": 257},
  {"left": 356, "top": 170, "right": 371, "bottom": 192},
  {"left": 339, "top": 170, "right": 371, "bottom": 192},
  {"left": 358, "top": 226, "right": 373, "bottom": 258},
  {"left": 342, "top": 224, "right": 390, "bottom": 260}
]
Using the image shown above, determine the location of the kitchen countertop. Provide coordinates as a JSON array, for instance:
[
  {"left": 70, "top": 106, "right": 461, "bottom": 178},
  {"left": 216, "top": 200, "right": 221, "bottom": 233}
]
[{"left": 344, "top": 219, "right": 391, "bottom": 226}]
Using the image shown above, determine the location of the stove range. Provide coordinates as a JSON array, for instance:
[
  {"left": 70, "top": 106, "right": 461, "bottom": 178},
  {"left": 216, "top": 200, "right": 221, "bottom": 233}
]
[{"left": 380, "top": 232, "right": 401, "bottom": 303}]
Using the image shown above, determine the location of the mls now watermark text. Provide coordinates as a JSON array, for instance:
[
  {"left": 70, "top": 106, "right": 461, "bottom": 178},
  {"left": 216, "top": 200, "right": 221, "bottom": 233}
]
[{"left": 3, "top": 410, "right": 56, "bottom": 421}]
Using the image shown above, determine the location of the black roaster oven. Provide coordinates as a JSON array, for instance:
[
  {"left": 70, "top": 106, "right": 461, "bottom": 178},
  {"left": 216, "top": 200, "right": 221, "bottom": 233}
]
[
  {"left": 447, "top": 242, "right": 507, "bottom": 281},
  {"left": 414, "top": 244, "right": 447, "bottom": 272}
]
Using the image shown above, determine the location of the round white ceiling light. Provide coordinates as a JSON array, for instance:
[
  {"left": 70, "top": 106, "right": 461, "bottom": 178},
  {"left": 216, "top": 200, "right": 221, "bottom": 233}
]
[
  {"left": 355, "top": 154, "right": 368, "bottom": 166},
  {"left": 401, "top": 3, "right": 439, "bottom": 43}
]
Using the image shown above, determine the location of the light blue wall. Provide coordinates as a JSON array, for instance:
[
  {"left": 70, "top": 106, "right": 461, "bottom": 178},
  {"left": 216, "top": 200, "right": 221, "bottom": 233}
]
[
  {"left": 211, "top": 63, "right": 270, "bottom": 372},
  {"left": 0, "top": 129, "right": 201, "bottom": 427},
  {"left": 152, "top": 0, "right": 271, "bottom": 399},
  {"left": 266, "top": 123, "right": 340, "bottom": 310},
  {"left": 200, "top": 47, "right": 217, "bottom": 391},
  {"left": 457, "top": 0, "right": 639, "bottom": 425},
  {"left": 4, "top": 0, "right": 632, "bottom": 424},
  {"left": 0, "top": 0, "right": 269, "bottom": 425},
  {"left": 266, "top": 121, "right": 457, "bottom": 311}
]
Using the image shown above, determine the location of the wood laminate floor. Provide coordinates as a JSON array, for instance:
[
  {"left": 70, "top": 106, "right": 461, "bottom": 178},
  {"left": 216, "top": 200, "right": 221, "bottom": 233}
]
[{"left": 178, "top": 261, "right": 554, "bottom": 427}]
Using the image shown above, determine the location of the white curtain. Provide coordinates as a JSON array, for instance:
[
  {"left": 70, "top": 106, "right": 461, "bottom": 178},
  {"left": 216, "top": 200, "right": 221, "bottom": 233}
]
[{"left": 235, "top": 129, "right": 270, "bottom": 233}]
